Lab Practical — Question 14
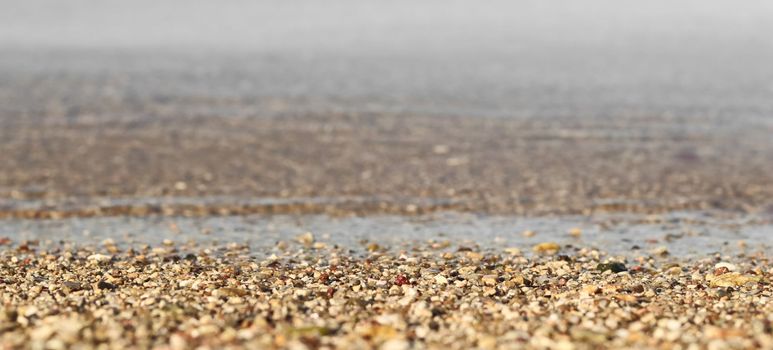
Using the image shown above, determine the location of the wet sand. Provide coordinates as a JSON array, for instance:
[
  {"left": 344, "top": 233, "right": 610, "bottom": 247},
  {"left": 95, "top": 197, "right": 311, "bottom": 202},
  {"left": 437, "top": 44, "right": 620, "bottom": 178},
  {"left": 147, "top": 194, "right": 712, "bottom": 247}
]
[{"left": 2, "top": 110, "right": 772, "bottom": 219}]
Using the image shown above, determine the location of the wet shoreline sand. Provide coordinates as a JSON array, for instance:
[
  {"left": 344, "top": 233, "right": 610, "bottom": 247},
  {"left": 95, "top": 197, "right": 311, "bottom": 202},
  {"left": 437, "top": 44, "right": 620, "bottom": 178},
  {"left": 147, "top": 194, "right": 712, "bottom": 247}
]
[{"left": 2, "top": 112, "right": 772, "bottom": 218}]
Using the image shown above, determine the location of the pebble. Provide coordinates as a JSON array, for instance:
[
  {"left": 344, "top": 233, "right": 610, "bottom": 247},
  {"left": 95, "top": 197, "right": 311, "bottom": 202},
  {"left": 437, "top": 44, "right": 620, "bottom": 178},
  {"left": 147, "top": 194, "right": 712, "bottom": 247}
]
[
  {"left": 504, "top": 247, "right": 522, "bottom": 256},
  {"left": 596, "top": 262, "right": 627, "bottom": 273},
  {"left": 568, "top": 227, "right": 582, "bottom": 237},
  {"left": 296, "top": 232, "right": 315, "bottom": 246},
  {"left": 650, "top": 246, "right": 669, "bottom": 256},
  {"left": 533, "top": 242, "right": 561, "bottom": 254},
  {"left": 86, "top": 254, "right": 112, "bottom": 263},
  {"left": 481, "top": 275, "right": 498, "bottom": 286},
  {"left": 434, "top": 275, "right": 448, "bottom": 285},
  {"left": 0, "top": 240, "right": 770, "bottom": 349},
  {"left": 96, "top": 280, "right": 116, "bottom": 290},
  {"left": 708, "top": 272, "right": 761, "bottom": 287},
  {"left": 714, "top": 262, "right": 737, "bottom": 272},
  {"left": 62, "top": 281, "right": 83, "bottom": 291}
]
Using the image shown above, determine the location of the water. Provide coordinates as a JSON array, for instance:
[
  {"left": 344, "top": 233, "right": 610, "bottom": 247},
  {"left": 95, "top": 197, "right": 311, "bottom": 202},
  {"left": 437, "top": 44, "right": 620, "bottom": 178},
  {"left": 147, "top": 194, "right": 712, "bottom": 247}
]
[{"left": 2, "top": 210, "right": 771, "bottom": 259}]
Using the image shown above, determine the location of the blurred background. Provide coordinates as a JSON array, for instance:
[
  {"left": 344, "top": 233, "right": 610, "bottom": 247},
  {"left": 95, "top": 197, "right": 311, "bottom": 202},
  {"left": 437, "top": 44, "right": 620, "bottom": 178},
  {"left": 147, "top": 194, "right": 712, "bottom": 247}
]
[
  {"left": 1, "top": 0, "right": 772, "bottom": 217},
  {"left": 3, "top": 0, "right": 773, "bottom": 120}
]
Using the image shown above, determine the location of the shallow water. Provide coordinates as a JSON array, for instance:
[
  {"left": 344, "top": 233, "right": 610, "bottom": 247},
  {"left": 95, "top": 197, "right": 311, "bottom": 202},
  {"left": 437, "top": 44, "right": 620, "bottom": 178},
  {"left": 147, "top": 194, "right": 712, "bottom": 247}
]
[
  {"left": 0, "top": 195, "right": 458, "bottom": 212},
  {"left": 2, "top": 210, "right": 770, "bottom": 259}
]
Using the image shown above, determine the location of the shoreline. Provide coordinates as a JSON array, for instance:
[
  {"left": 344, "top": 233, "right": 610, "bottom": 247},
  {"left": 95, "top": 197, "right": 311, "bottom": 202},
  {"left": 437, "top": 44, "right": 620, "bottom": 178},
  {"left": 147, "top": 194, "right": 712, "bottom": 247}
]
[{"left": 2, "top": 209, "right": 770, "bottom": 261}]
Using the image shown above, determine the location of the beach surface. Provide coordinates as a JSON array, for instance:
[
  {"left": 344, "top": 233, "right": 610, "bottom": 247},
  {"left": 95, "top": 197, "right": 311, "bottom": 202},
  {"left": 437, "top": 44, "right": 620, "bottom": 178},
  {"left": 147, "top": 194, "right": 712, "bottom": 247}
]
[{"left": 2, "top": 1, "right": 773, "bottom": 347}]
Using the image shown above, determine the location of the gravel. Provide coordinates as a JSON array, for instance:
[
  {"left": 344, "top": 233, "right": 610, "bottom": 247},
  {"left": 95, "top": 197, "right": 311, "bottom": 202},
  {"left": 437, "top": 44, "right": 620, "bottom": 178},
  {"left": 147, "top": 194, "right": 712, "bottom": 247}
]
[{"left": 1, "top": 237, "right": 771, "bottom": 349}]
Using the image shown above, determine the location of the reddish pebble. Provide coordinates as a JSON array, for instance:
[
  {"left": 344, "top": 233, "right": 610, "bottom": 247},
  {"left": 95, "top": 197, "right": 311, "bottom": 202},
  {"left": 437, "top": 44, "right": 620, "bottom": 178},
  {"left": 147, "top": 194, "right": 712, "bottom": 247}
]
[
  {"left": 326, "top": 287, "right": 335, "bottom": 298},
  {"left": 395, "top": 275, "right": 409, "bottom": 286}
]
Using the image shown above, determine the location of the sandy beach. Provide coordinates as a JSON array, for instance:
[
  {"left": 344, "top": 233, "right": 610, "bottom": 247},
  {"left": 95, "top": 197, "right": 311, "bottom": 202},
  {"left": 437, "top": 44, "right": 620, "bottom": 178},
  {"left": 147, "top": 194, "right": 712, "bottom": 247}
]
[{"left": 2, "top": 1, "right": 773, "bottom": 347}]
